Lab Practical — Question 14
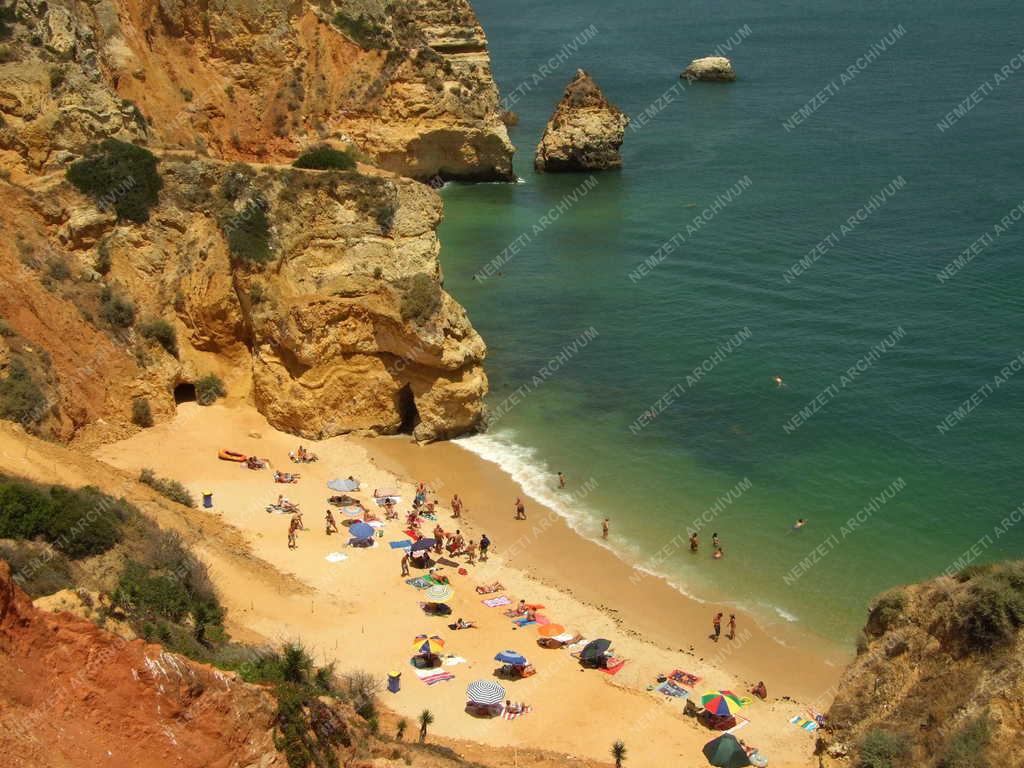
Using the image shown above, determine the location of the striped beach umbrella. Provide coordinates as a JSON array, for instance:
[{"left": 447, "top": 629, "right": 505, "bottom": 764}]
[
  {"left": 424, "top": 584, "right": 453, "bottom": 603},
  {"left": 466, "top": 679, "right": 506, "bottom": 705},
  {"left": 411, "top": 634, "right": 445, "bottom": 655},
  {"left": 700, "top": 690, "right": 745, "bottom": 717}
]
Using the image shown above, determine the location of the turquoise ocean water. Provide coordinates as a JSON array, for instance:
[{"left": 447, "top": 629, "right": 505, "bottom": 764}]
[{"left": 437, "top": 0, "right": 1024, "bottom": 642}]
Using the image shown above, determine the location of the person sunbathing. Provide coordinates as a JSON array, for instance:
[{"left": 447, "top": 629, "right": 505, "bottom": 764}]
[
  {"left": 454, "top": 617, "right": 476, "bottom": 629},
  {"left": 516, "top": 599, "right": 527, "bottom": 615}
]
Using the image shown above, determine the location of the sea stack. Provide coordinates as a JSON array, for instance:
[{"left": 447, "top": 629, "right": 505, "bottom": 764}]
[
  {"left": 681, "top": 56, "right": 737, "bottom": 82},
  {"left": 534, "top": 69, "right": 629, "bottom": 172}
]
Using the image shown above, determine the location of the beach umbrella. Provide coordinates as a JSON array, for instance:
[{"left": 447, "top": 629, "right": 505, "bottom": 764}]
[
  {"left": 537, "top": 624, "right": 566, "bottom": 637},
  {"left": 580, "top": 638, "right": 611, "bottom": 664},
  {"left": 494, "top": 650, "right": 527, "bottom": 665},
  {"left": 411, "top": 634, "right": 445, "bottom": 655},
  {"left": 466, "top": 679, "right": 506, "bottom": 705},
  {"left": 349, "top": 522, "right": 374, "bottom": 539},
  {"left": 424, "top": 584, "right": 453, "bottom": 603},
  {"left": 327, "top": 478, "right": 360, "bottom": 492},
  {"left": 702, "top": 733, "right": 752, "bottom": 768},
  {"left": 700, "top": 690, "right": 745, "bottom": 717},
  {"left": 411, "top": 538, "right": 436, "bottom": 553}
]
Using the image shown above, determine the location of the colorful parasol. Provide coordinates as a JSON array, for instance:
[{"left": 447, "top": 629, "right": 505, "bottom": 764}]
[
  {"left": 700, "top": 690, "right": 745, "bottom": 717},
  {"left": 411, "top": 634, "right": 445, "bottom": 655}
]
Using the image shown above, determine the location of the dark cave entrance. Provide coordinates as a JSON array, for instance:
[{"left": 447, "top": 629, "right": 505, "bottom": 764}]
[
  {"left": 397, "top": 384, "right": 419, "bottom": 434},
  {"left": 174, "top": 382, "right": 197, "bottom": 405}
]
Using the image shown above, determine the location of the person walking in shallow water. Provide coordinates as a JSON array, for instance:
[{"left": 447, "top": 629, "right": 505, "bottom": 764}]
[
  {"left": 602, "top": 518, "right": 609, "bottom": 539},
  {"left": 558, "top": 472, "right": 566, "bottom": 489},
  {"left": 728, "top": 614, "right": 736, "bottom": 640},
  {"left": 712, "top": 612, "right": 723, "bottom": 642},
  {"left": 690, "top": 533, "right": 699, "bottom": 552}
]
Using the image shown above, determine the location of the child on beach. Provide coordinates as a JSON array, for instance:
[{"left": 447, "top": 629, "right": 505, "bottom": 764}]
[
  {"left": 514, "top": 497, "right": 526, "bottom": 520},
  {"left": 325, "top": 509, "right": 338, "bottom": 535}
]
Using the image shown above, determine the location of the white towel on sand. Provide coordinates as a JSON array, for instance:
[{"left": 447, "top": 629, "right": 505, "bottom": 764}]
[{"left": 325, "top": 552, "right": 348, "bottom": 563}]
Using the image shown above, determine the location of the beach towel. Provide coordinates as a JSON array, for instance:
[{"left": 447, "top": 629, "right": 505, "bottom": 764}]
[
  {"left": 501, "top": 705, "right": 532, "bottom": 721},
  {"left": 404, "top": 529, "right": 421, "bottom": 540},
  {"left": 327, "top": 479, "right": 360, "bottom": 492},
  {"left": 482, "top": 596, "right": 512, "bottom": 608},
  {"left": 669, "top": 670, "right": 702, "bottom": 688},
  {"left": 375, "top": 495, "right": 401, "bottom": 506},
  {"left": 367, "top": 520, "right": 385, "bottom": 528},
  {"left": 405, "top": 577, "right": 432, "bottom": 589},
  {"left": 423, "top": 672, "right": 455, "bottom": 686},
  {"left": 566, "top": 638, "right": 589, "bottom": 654},
  {"left": 656, "top": 681, "right": 689, "bottom": 699},
  {"left": 341, "top": 506, "right": 363, "bottom": 516},
  {"left": 513, "top": 618, "right": 537, "bottom": 627},
  {"left": 601, "top": 657, "right": 627, "bottom": 676},
  {"left": 374, "top": 488, "right": 399, "bottom": 498},
  {"left": 790, "top": 715, "right": 819, "bottom": 732},
  {"left": 325, "top": 552, "right": 348, "bottom": 563},
  {"left": 437, "top": 557, "right": 460, "bottom": 568},
  {"left": 390, "top": 540, "right": 413, "bottom": 549},
  {"left": 727, "top": 717, "right": 750, "bottom": 734},
  {"left": 443, "top": 656, "right": 467, "bottom": 666}
]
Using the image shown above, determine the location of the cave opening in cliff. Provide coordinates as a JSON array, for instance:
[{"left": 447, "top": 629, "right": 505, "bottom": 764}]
[
  {"left": 397, "top": 384, "right": 419, "bottom": 434},
  {"left": 174, "top": 382, "right": 197, "bottom": 405}
]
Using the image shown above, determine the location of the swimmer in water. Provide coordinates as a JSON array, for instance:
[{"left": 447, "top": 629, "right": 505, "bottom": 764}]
[
  {"left": 793, "top": 518, "right": 807, "bottom": 530},
  {"left": 774, "top": 375, "right": 785, "bottom": 387}
]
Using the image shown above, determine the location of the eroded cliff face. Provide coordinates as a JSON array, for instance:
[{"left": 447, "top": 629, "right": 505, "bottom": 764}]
[
  {"left": 0, "top": 560, "right": 285, "bottom": 768},
  {"left": 0, "top": 0, "right": 499, "bottom": 443},
  {"left": 535, "top": 69, "right": 628, "bottom": 172},
  {"left": 819, "top": 566, "right": 1024, "bottom": 768},
  {"left": 3, "top": 0, "right": 514, "bottom": 181}
]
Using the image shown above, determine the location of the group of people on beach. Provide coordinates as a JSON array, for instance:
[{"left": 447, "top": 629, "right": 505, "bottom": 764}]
[{"left": 711, "top": 611, "right": 737, "bottom": 642}]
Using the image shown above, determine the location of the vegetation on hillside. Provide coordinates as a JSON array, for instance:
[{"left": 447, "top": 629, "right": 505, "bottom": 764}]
[
  {"left": 139, "top": 468, "right": 194, "bottom": 507},
  {"left": 195, "top": 373, "right": 226, "bottom": 405},
  {"left": 293, "top": 145, "right": 356, "bottom": 171},
  {"left": 331, "top": 11, "right": 390, "bottom": 49},
  {"left": 66, "top": 139, "right": 163, "bottom": 223},
  {"left": 139, "top": 318, "right": 178, "bottom": 355},
  {"left": 399, "top": 273, "right": 442, "bottom": 324}
]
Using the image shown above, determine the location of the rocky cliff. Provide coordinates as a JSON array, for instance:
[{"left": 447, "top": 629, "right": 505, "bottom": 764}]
[
  {"left": 534, "top": 68, "right": 628, "bottom": 172},
  {"left": 0, "top": 0, "right": 505, "bottom": 443},
  {"left": 681, "top": 56, "right": 736, "bottom": 82},
  {"left": 0, "top": 560, "right": 285, "bottom": 768},
  {"left": 819, "top": 563, "right": 1024, "bottom": 768}
]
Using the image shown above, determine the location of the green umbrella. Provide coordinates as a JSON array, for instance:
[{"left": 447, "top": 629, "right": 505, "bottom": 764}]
[{"left": 702, "top": 733, "right": 752, "bottom": 768}]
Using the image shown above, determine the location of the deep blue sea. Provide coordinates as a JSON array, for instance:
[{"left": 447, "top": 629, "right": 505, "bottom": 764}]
[{"left": 438, "top": 0, "right": 1024, "bottom": 642}]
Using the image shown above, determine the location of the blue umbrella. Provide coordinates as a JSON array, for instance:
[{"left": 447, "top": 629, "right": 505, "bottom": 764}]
[
  {"left": 494, "top": 650, "right": 527, "bottom": 665},
  {"left": 411, "top": 538, "right": 436, "bottom": 553},
  {"left": 349, "top": 522, "right": 374, "bottom": 539}
]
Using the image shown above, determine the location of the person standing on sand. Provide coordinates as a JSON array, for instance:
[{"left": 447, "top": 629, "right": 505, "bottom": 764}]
[
  {"left": 480, "top": 533, "right": 491, "bottom": 561},
  {"left": 728, "top": 614, "right": 736, "bottom": 640},
  {"left": 401, "top": 552, "right": 410, "bottom": 577},
  {"left": 602, "top": 518, "right": 610, "bottom": 539},
  {"left": 466, "top": 540, "right": 477, "bottom": 565},
  {"left": 690, "top": 533, "right": 699, "bottom": 552},
  {"left": 288, "top": 518, "right": 299, "bottom": 550},
  {"left": 712, "top": 612, "right": 723, "bottom": 642},
  {"left": 451, "top": 494, "right": 462, "bottom": 518},
  {"left": 558, "top": 472, "right": 566, "bottom": 489},
  {"left": 325, "top": 509, "right": 338, "bottom": 535},
  {"left": 514, "top": 497, "right": 526, "bottom": 520}
]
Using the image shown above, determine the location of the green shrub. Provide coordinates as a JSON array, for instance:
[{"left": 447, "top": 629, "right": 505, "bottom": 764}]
[
  {"left": 0, "top": 5, "right": 16, "bottom": 40},
  {"left": 249, "top": 281, "right": 266, "bottom": 305},
  {"left": 0, "top": 319, "right": 12, "bottom": 337},
  {"left": 400, "top": 274, "right": 441, "bottom": 324},
  {"left": 962, "top": 573, "right": 1024, "bottom": 650},
  {"left": 938, "top": 715, "right": 990, "bottom": 768},
  {"left": 857, "top": 728, "right": 908, "bottom": 768},
  {"left": 139, "top": 318, "right": 177, "bottom": 355},
  {"left": 292, "top": 145, "right": 356, "bottom": 171},
  {"left": 223, "top": 198, "right": 272, "bottom": 263},
  {"left": 0, "top": 358, "right": 47, "bottom": 425},
  {"left": 139, "top": 468, "right": 195, "bottom": 507},
  {"left": 115, "top": 560, "right": 192, "bottom": 622},
  {"left": 100, "top": 289, "right": 135, "bottom": 328},
  {"left": 49, "top": 67, "right": 65, "bottom": 90},
  {"left": 195, "top": 374, "right": 226, "bottom": 405},
  {"left": 131, "top": 397, "right": 153, "bottom": 427},
  {"left": 331, "top": 11, "right": 388, "bottom": 49},
  {"left": 95, "top": 240, "right": 112, "bottom": 274},
  {"left": 0, "top": 542, "right": 73, "bottom": 597},
  {"left": 66, "top": 139, "right": 162, "bottom": 223},
  {"left": 46, "top": 258, "right": 71, "bottom": 281},
  {"left": 869, "top": 589, "right": 906, "bottom": 634},
  {"left": 0, "top": 480, "right": 124, "bottom": 559}
]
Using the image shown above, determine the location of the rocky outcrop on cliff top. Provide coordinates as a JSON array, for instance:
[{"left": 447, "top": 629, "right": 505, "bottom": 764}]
[
  {"left": 681, "top": 56, "right": 736, "bottom": 82},
  {"left": 0, "top": 560, "right": 284, "bottom": 768},
  {"left": 534, "top": 69, "right": 629, "bottom": 172},
  {"left": 819, "top": 563, "right": 1024, "bottom": 768}
]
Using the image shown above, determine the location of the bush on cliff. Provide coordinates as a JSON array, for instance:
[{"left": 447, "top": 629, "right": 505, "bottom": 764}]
[
  {"left": 0, "top": 358, "right": 47, "bottom": 426},
  {"left": 139, "top": 318, "right": 178, "bottom": 355},
  {"left": 938, "top": 714, "right": 991, "bottom": 768},
  {"left": 331, "top": 11, "right": 389, "bottom": 49},
  {"left": 399, "top": 273, "right": 442, "bottom": 324},
  {"left": 958, "top": 564, "right": 1024, "bottom": 650},
  {"left": 222, "top": 196, "right": 273, "bottom": 264},
  {"left": 66, "top": 139, "right": 162, "bottom": 223},
  {"left": 195, "top": 373, "right": 226, "bottom": 405},
  {"left": 100, "top": 287, "right": 136, "bottom": 328},
  {"left": 0, "top": 479, "right": 124, "bottom": 559},
  {"left": 131, "top": 397, "right": 153, "bottom": 427},
  {"left": 292, "top": 144, "right": 356, "bottom": 171},
  {"left": 857, "top": 728, "right": 908, "bottom": 768},
  {"left": 139, "top": 468, "right": 195, "bottom": 507}
]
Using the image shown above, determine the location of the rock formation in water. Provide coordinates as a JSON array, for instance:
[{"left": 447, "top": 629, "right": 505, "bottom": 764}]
[
  {"left": 0, "top": 0, "right": 508, "bottom": 443},
  {"left": 681, "top": 56, "right": 736, "bottom": 82},
  {"left": 534, "top": 69, "right": 629, "bottom": 172},
  {"left": 818, "top": 563, "right": 1024, "bottom": 767}
]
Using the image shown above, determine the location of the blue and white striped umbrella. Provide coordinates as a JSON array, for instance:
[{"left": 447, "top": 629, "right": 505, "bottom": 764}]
[
  {"left": 466, "top": 679, "right": 506, "bottom": 705},
  {"left": 494, "top": 650, "right": 527, "bottom": 665}
]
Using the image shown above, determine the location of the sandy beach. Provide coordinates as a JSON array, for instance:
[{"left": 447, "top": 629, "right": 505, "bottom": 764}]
[{"left": 90, "top": 402, "right": 847, "bottom": 766}]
